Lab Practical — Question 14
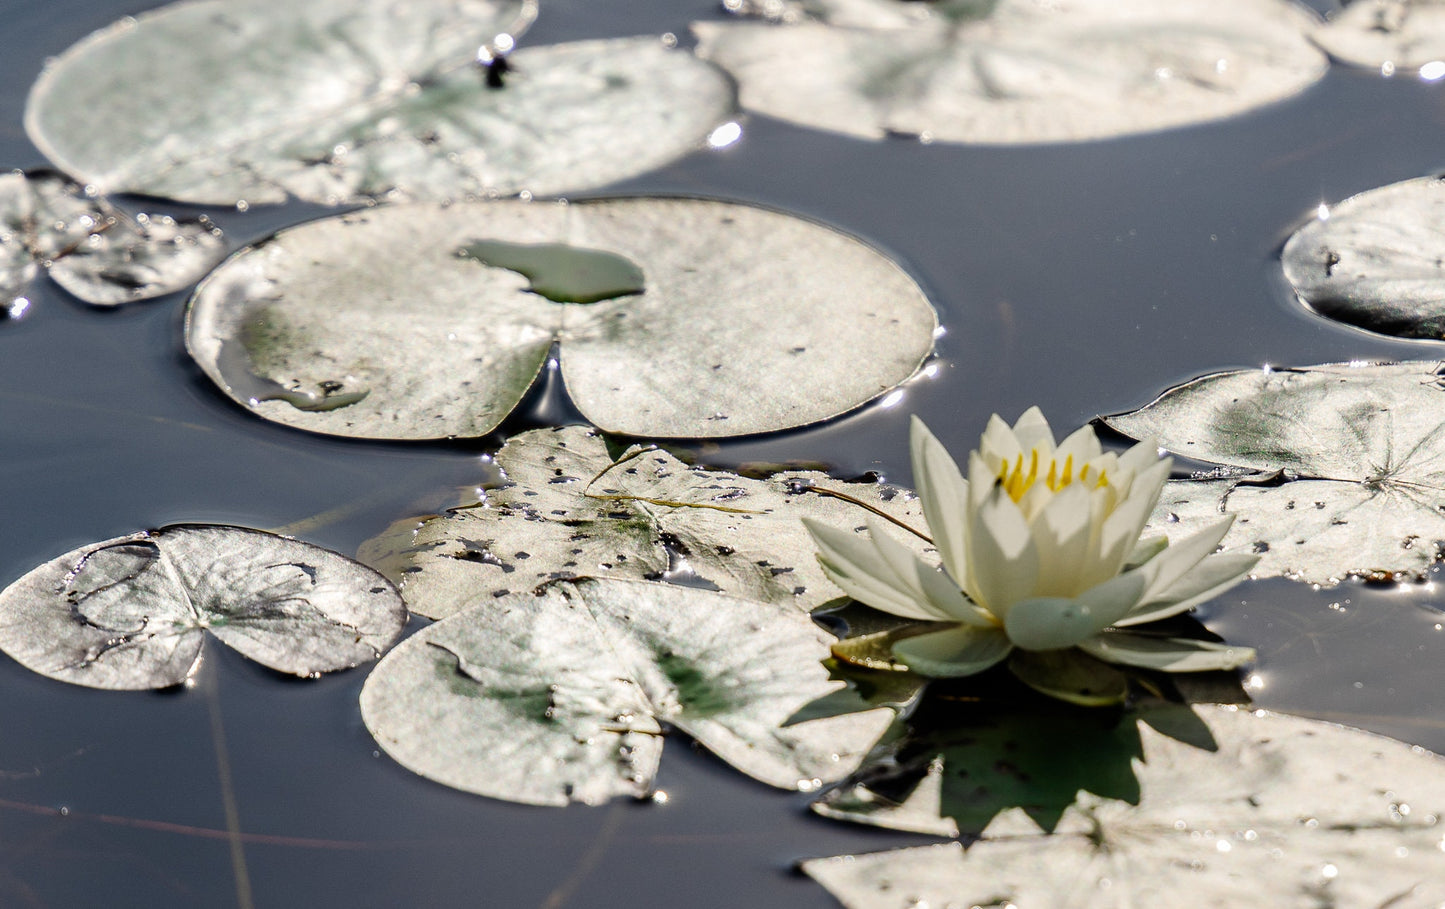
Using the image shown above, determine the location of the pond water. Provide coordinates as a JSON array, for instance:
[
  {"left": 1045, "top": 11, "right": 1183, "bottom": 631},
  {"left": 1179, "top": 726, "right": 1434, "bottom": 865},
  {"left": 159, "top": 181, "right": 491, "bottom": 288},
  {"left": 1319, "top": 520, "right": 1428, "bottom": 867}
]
[{"left": 3, "top": 0, "right": 1445, "bottom": 905}]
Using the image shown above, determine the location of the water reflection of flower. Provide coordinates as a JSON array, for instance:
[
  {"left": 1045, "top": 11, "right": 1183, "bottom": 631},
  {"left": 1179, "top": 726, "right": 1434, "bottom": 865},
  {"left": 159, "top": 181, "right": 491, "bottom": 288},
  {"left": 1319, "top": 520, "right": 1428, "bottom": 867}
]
[{"left": 805, "top": 409, "right": 1257, "bottom": 703}]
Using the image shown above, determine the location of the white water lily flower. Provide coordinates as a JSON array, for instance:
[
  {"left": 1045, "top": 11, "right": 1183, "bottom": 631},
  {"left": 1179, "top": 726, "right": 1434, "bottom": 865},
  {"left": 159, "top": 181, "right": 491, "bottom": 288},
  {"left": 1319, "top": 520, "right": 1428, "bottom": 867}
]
[{"left": 804, "top": 409, "right": 1257, "bottom": 688}]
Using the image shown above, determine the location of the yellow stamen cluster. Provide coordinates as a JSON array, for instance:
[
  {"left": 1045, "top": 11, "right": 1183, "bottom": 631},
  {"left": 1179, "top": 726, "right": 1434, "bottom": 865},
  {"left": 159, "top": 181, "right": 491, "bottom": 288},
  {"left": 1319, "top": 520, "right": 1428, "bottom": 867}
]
[{"left": 996, "top": 450, "right": 1107, "bottom": 503}]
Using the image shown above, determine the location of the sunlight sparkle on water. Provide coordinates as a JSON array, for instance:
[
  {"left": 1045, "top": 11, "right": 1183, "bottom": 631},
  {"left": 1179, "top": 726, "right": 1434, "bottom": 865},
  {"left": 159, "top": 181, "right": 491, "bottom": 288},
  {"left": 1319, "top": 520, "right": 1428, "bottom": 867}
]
[
  {"left": 878, "top": 389, "right": 905, "bottom": 409},
  {"left": 707, "top": 122, "right": 743, "bottom": 149},
  {"left": 1315, "top": 202, "right": 1330, "bottom": 221},
  {"left": 1422, "top": 61, "right": 1445, "bottom": 81}
]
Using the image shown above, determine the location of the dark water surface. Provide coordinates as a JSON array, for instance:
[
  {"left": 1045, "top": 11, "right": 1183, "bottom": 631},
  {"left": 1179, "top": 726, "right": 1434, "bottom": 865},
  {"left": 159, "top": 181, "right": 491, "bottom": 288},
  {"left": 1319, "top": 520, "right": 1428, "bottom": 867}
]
[{"left": 4, "top": 0, "right": 1445, "bottom": 906}]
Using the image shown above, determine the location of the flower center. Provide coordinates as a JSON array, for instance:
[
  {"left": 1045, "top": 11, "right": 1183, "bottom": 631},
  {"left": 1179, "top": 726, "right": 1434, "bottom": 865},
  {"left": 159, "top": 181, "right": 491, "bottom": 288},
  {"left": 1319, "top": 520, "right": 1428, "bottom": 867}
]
[{"left": 996, "top": 449, "right": 1107, "bottom": 503}]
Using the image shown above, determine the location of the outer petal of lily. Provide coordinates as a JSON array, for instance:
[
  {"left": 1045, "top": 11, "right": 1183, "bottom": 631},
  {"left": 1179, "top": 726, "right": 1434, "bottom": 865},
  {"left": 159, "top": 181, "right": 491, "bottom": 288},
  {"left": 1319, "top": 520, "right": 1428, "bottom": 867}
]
[
  {"left": 804, "top": 518, "right": 954, "bottom": 622},
  {"left": 909, "top": 416, "right": 970, "bottom": 585},
  {"left": 1011, "top": 406, "right": 1055, "bottom": 454},
  {"left": 890, "top": 625, "right": 1012, "bottom": 678},
  {"left": 1029, "top": 482, "right": 1093, "bottom": 597},
  {"left": 1117, "top": 553, "right": 1258, "bottom": 626},
  {"left": 1124, "top": 534, "right": 1168, "bottom": 571},
  {"left": 1116, "top": 438, "right": 1161, "bottom": 477},
  {"left": 1078, "top": 632, "right": 1256, "bottom": 672},
  {"left": 1136, "top": 516, "right": 1233, "bottom": 603},
  {"left": 1003, "top": 569, "right": 1148, "bottom": 651},
  {"left": 865, "top": 517, "right": 993, "bottom": 626},
  {"left": 967, "top": 485, "right": 1039, "bottom": 617}
]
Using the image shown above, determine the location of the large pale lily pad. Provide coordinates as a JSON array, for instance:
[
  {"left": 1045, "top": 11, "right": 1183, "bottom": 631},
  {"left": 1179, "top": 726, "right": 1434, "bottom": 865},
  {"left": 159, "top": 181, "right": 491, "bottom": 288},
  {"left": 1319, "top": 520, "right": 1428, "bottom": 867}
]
[
  {"left": 1, "top": 170, "right": 224, "bottom": 312},
  {"left": 1313, "top": 0, "right": 1445, "bottom": 70},
  {"left": 1106, "top": 361, "right": 1445, "bottom": 585},
  {"left": 1282, "top": 175, "right": 1445, "bottom": 340},
  {"left": 805, "top": 706, "right": 1445, "bottom": 908},
  {"left": 26, "top": 0, "right": 733, "bottom": 205},
  {"left": 694, "top": 0, "right": 1327, "bottom": 144},
  {"left": 186, "top": 198, "right": 936, "bottom": 439},
  {"left": 0, "top": 524, "right": 406, "bottom": 689},
  {"left": 358, "top": 425, "right": 933, "bottom": 619},
  {"left": 358, "top": 577, "right": 895, "bottom": 805}
]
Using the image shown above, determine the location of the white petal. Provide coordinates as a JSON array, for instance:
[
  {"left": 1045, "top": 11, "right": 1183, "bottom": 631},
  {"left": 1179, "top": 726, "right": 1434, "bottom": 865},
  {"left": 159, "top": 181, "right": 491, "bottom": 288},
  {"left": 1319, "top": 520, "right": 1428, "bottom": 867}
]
[
  {"left": 1055, "top": 423, "right": 1102, "bottom": 464},
  {"left": 866, "top": 517, "right": 993, "bottom": 627},
  {"left": 1118, "top": 553, "right": 1258, "bottom": 626},
  {"left": 967, "top": 450, "right": 995, "bottom": 510},
  {"left": 1092, "top": 458, "right": 1171, "bottom": 584},
  {"left": 891, "top": 625, "right": 1012, "bottom": 678},
  {"left": 1124, "top": 534, "right": 1168, "bottom": 570},
  {"left": 804, "top": 518, "right": 953, "bottom": 621},
  {"left": 1010, "top": 406, "right": 1055, "bottom": 454},
  {"left": 1003, "top": 570, "right": 1148, "bottom": 651},
  {"left": 1117, "top": 437, "right": 1161, "bottom": 475},
  {"left": 1079, "top": 632, "right": 1256, "bottom": 672},
  {"left": 1138, "top": 515, "right": 1234, "bottom": 602},
  {"left": 1028, "top": 482, "right": 1093, "bottom": 597},
  {"left": 909, "top": 416, "right": 970, "bottom": 585},
  {"left": 979, "top": 413, "right": 1022, "bottom": 465},
  {"left": 967, "top": 485, "right": 1039, "bottom": 616}
]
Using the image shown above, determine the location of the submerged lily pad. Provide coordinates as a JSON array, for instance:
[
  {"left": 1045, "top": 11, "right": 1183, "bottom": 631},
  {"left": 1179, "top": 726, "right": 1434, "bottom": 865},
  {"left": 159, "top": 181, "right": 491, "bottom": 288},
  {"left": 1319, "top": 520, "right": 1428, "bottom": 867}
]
[
  {"left": 1313, "top": 0, "right": 1445, "bottom": 70},
  {"left": 186, "top": 198, "right": 936, "bottom": 439},
  {"left": 694, "top": 0, "right": 1327, "bottom": 144},
  {"left": 27, "top": 0, "right": 732, "bottom": 205},
  {"left": 0, "top": 524, "right": 405, "bottom": 689},
  {"left": 358, "top": 425, "right": 932, "bottom": 619},
  {"left": 358, "top": 577, "right": 895, "bottom": 805},
  {"left": 1106, "top": 361, "right": 1445, "bottom": 585},
  {"left": 1282, "top": 175, "right": 1445, "bottom": 340},
  {"left": 805, "top": 706, "right": 1445, "bottom": 907},
  {"left": 0, "top": 170, "right": 225, "bottom": 313}
]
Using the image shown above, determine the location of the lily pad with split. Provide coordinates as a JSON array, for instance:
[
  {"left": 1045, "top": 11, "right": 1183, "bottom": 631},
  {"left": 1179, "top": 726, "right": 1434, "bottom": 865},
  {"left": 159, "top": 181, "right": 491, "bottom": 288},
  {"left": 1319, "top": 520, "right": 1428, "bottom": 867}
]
[
  {"left": 694, "top": 0, "right": 1327, "bottom": 144},
  {"left": 26, "top": 0, "right": 733, "bottom": 205},
  {"left": 357, "top": 577, "right": 895, "bottom": 805},
  {"left": 358, "top": 425, "right": 934, "bottom": 619},
  {"left": 1312, "top": 0, "right": 1445, "bottom": 71},
  {"left": 1, "top": 170, "right": 225, "bottom": 315},
  {"left": 1106, "top": 360, "right": 1445, "bottom": 585},
  {"left": 805, "top": 706, "right": 1445, "bottom": 907},
  {"left": 0, "top": 524, "right": 406, "bottom": 689},
  {"left": 186, "top": 198, "right": 937, "bottom": 439}
]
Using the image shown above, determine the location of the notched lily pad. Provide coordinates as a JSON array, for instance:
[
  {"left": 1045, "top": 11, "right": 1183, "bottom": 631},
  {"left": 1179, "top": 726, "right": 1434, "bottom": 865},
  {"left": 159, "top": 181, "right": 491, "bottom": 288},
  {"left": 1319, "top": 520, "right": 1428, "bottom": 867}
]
[
  {"left": 186, "top": 198, "right": 937, "bottom": 439},
  {"left": 1106, "top": 361, "right": 1445, "bottom": 585},
  {"left": 805, "top": 706, "right": 1445, "bottom": 908},
  {"left": 1313, "top": 0, "right": 1445, "bottom": 71},
  {"left": 1, "top": 170, "right": 225, "bottom": 315},
  {"left": 358, "top": 577, "right": 895, "bottom": 805},
  {"left": 694, "top": 0, "right": 1327, "bottom": 144},
  {"left": 0, "top": 524, "right": 406, "bottom": 689},
  {"left": 26, "top": 0, "right": 733, "bottom": 205},
  {"left": 357, "top": 425, "right": 933, "bottom": 620},
  {"left": 1282, "top": 175, "right": 1445, "bottom": 340}
]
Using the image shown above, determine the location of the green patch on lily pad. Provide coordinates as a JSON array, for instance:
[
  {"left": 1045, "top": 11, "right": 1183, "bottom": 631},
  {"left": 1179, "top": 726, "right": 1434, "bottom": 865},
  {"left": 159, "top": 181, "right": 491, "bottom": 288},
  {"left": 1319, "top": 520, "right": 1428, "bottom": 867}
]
[
  {"left": 187, "top": 199, "right": 937, "bottom": 439},
  {"left": 1107, "top": 360, "right": 1445, "bottom": 586},
  {"left": 358, "top": 577, "right": 895, "bottom": 805}
]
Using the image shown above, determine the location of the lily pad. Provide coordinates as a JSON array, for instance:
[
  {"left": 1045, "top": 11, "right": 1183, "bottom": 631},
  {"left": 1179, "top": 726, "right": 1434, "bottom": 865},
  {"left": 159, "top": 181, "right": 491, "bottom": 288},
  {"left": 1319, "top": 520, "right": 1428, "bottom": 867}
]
[
  {"left": 0, "top": 524, "right": 406, "bottom": 689},
  {"left": 1, "top": 170, "right": 225, "bottom": 313},
  {"left": 357, "top": 577, "right": 895, "bottom": 805},
  {"left": 186, "top": 198, "right": 937, "bottom": 439},
  {"left": 26, "top": 0, "right": 733, "bottom": 205},
  {"left": 1282, "top": 175, "right": 1445, "bottom": 340},
  {"left": 1313, "top": 0, "right": 1445, "bottom": 71},
  {"left": 693, "top": 0, "right": 1327, "bottom": 144},
  {"left": 358, "top": 425, "right": 933, "bottom": 619},
  {"left": 1106, "top": 361, "right": 1445, "bottom": 585},
  {"left": 804, "top": 706, "right": 1445, "bottom": 908}
]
